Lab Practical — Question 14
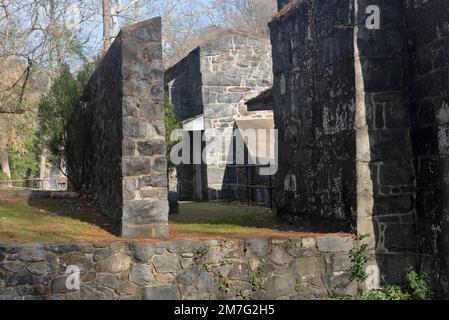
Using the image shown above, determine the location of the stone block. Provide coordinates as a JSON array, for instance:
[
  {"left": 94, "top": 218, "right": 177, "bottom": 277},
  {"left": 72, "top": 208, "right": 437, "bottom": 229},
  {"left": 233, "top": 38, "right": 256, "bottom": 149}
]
[
  {"left": 176, "top": 267, "right": 202, "bottom": 286},
  {"left": 265, "top": 275, "right": 296, "bottom": 299},
  {"left": 137, "top": 140, "right": 166, "bottom": 156},
  {"left": 143, "top": 284, "right": 179, "bottom": 300},
  {"left": 122, "top": 157, "right": 152, "bottom": 177},
  {"left": 316, "top": 236, "right": 353, "bottom": 253},
  {"left": 94, "top": 254, "right": 132, "bottom": 273},
  {"left": 18, "top": 246, "right": 46, "bottom": 262},
  {"left": 270, "top": 246, "right": 294, "bottom": 265},
  {"left": 138, "top": 175, "right": 168, "bottom": 188},
  {"left": 129, "top": 264, "right": 155, "bottom": 286},
  {"left": 123, "top": 200, "right": 169, "bottom": 224},
  {"left": 139, "top": 103, "right": 164, "bottom": 120},
  {"left": 130, "top": 243, "right": 164, "bottom": 263},
  {"left": 27, "top": 263, "right": 53, "bottom": 276},
  {"left": 52, "top": 276, "right": 77, "bottom": 294},
  {"left": 93, "top": 249, "right": 113, "bottom": 262},
  {"left": 245, "top": 239, "right": 269, "bottom": 257},
  {"left": 153, "top": 254, "right": 180, "bottom": 274}
]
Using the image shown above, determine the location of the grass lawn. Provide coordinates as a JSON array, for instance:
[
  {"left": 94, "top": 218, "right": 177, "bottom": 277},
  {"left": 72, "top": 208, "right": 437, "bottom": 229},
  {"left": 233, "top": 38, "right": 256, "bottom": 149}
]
[
  {"left": 0, "top": 195, "right": 120, "bottom": 243},
  {"left": 171, "top": 202, "right": 310, "bottom": 239},
  {"left": 0, "top": 192, "right": 322, "bottom": 243}
]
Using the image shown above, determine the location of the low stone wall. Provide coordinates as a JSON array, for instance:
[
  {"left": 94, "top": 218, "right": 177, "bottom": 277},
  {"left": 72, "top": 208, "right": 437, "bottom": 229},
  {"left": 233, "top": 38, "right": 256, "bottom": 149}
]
[{"left": 0, "top": 236, "right": 355, "bottom": 300}]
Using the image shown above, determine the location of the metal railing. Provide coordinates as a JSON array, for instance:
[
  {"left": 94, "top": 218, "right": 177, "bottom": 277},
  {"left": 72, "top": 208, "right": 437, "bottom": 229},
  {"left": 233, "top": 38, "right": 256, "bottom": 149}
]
[{"left": 0, "top": 178, "right": 67, "bottom": 191}]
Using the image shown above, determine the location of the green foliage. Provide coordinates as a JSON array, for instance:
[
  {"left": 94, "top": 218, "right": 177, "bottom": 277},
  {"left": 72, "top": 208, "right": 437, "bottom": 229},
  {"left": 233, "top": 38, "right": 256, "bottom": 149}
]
[
  {"left": 9, "top": 148, "right": 39, "bottom": 181},
  {"left": 250, "top": 273, "right": 262, "bottom": 289},
  {"left": 164, "top": 94, "right": 181, "bottom": 167},
  {"left": 349, "top": 234, "right": 369, "bottom": 284},
  {"left": 8, "top": 114, "right": 40, "bottom": 180},
  {"left": 406, "top": 268, "right": 432, "bottom": 300},
  {"left": 365, "top": 285, "right": 411, "bottom": 301},
  {"left": 364, "top": 268, "right": 432, "bottom": 301},
  {"left": 37, "top": 65, "right": 79, "bottom": 156},
  {"left": 37, "top": 63, "right": 94, "bottom": 188},
  {"left": 0, "top": 172, "right": 8, "bottom": 181}
]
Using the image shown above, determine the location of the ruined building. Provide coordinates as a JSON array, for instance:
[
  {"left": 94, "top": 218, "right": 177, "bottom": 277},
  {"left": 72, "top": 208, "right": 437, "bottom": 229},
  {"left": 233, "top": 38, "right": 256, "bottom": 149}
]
[
  {"left": 68, "top": 18, "right": 169, "bottom": 239},
  {"left": 165, "top": 30, "right": 274, "bottom": 204},
  {"left": 271, "top": 0, "right": 449, "bottom": 295}
]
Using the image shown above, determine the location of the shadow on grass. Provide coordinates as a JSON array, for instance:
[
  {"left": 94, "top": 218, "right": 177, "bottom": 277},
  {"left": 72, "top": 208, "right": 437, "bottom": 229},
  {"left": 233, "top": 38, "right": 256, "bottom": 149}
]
[
  {"left": 169, "top": 201, "right": 313, "bottom": 234},
  {"left": 25, "top": 191, "right": 120, "bottom": 237}
]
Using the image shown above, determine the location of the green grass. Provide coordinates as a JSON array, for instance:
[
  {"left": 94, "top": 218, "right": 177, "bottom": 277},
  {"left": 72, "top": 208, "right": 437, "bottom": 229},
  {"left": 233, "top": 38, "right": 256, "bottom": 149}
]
[
  {"left": 0, "top": 193, "right": 314, "bottom": 243},
  {"left": 170, "top": 202, "right": 307, "bottom": 239},
  {"left": 0, "top": 196, "right": 119, "bottom": 243}
]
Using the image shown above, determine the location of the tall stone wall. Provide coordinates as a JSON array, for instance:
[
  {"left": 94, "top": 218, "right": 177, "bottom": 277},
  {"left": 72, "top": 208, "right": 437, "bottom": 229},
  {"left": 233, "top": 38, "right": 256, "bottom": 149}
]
[
  {"left": 353, "top": 0, "right": 417, "bottom": 286},
  {"left": 166, "top": 32, "right": 273, "bottom": 201},
  {"left": 68, "top": 18, "right": 169, "bottom": 239},
  {"left": 165, "top": 49, "right": 203, "bottom": 121},
  {"left": 270, "top": 0, "right": 357, "bottom": 231},
  {"left": 0, "top": 236, "right": 355, "bottom": 300},
  {"left": 270, "top": 0, "right": 449, "bottom": 294},
  {"left": 201, "top": 33, "right": 273, "bottom": 200},
  {"left": 270, "top": 0, "right": 418, "bottom": 286},
  {"left": 406, "top": 0, "right": 449, "bottom": 297}
]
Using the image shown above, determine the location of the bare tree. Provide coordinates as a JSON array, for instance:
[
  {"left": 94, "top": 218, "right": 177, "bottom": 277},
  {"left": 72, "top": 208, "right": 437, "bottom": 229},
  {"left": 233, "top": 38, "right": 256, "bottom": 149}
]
[
  {"left": 209, "top": 0, "right": 277, "bottom": 39},
  {"left": 102, "top": 0, "right": 111, "bottom": 54},
  {"left": 0, "top": 0, "right": 96, "bottom": 183}
]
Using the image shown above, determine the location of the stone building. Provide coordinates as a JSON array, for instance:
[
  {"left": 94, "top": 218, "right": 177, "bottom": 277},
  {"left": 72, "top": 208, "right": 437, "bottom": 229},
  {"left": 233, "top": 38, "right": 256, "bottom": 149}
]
[
  {"left": 270, "top": 0, "right": 449, "bottom": 295},
  {"left": 68, "top": 18, "right": 169, "bottom": 239},
  {"left": 165, "top": 30, "right": 274, "bottom": 202}
]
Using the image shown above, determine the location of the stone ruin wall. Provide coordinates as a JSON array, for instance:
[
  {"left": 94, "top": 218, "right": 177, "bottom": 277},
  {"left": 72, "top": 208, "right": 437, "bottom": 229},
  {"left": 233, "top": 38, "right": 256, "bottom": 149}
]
[
  {"left": 200, "top": 34, "right": 273, "bottom": 201},
  {"left": 166, "top": 33, "right": 274, "bottom": 201},
  {"left": 406, "top": 0, "right": 449, "bottom": 296},
  {"left": 68, "top": 18, "right": 169, "bottom": 239},
  {"left": 165, "top": 49, "right": 203, "bottom": 201},
  {"left": 0, "top": 236, "right": 355, "bottom": 300},
  {"left": 272, "top": 0, "right": 449, "bottom": 296},
  {"left": 270, "top": 0, "right": 357, "bottom": 232}
]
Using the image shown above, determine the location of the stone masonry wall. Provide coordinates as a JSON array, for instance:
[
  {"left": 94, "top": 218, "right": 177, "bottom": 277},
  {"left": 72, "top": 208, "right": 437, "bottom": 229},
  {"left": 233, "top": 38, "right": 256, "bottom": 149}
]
[
  {"left": 165, "top": 49, "right": 203, "bottom": 121},
  {"left": 166, "top": 32, "right": 273, "bottom": 201},
  {"left": 68, "top": 18, "right": 169, "bottom": 239},
  {"left": 271, "top": 0, "right": 449, "bottom": 293},
  {"left": 0, "top": 236, "right": 355, "bottom": 300},
  {"left": 270, "top": 0, "right": 357, "bottom": 232},
  {"left": 201, "top": 33, "right": 273, "bottom": 200},
  {"left": 406, "top": 0, "right": 449, "bottom": 297},
  {"left": 353, "top": 0, "right": 417, "bottom": 287},
  {"left": 270, "top": 0, "right": 419, "bottom": 286}
]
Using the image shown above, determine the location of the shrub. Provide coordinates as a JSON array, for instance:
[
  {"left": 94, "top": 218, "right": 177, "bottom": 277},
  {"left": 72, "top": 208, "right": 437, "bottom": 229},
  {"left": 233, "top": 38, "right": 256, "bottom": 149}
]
[
  {"left": 364, "top": 268, "right": 432, "bottom": 300},
  {"left": 406, "top": 268, "right": 432, "bottom": 300}
]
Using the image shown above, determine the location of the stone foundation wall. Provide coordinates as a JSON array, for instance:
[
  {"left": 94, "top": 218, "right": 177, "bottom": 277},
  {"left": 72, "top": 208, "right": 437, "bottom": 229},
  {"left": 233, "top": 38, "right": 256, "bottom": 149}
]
[
  {"left": 68, "top": 18, "right": 169, "bottom": 238},
  {"left": 0, "top": 236, "right": 355, "bottom": 300}
]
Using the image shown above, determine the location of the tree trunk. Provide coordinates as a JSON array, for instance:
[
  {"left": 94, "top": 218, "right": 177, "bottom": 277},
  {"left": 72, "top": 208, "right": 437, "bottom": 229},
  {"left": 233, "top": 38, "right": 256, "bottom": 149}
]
[
  {"left": 1, "top": 140, "right": 12, "bottom": 187},
  {"left": 102, "top": 0, "right": 112, "bottom": 55}
]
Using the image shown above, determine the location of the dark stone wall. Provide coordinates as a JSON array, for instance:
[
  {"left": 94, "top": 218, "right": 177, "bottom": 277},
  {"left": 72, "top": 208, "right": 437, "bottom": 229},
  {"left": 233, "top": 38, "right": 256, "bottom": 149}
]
[
  {"left": 354, "top": 0, "right": 417, "bottom": 286},
  {"left": 269, "top": 0, "right": 356, "bottom": 231},
  {"left": 269, "top": 0, "right": 449, "bottom": 293},
  {"left": 77, "top": 37, "right": 124, "bottom": 225},
  {"left": 68, "top": 18, "right": 169, "bottom": 239},
  {"left": 406, "top": 0, "right": 449, "bottom": 297},
  {"left": 165, "top": 49, "right": 203, "bottom": 121}
]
